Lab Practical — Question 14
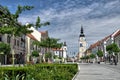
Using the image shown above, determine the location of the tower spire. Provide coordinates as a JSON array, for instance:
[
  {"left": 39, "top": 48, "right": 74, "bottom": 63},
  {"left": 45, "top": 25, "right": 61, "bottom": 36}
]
[
  {"left": 81, "top": 26, "right": 83, "bottom": 34},
  {"left": 79, "top": 25, "right": 85, "bottom": 37}
]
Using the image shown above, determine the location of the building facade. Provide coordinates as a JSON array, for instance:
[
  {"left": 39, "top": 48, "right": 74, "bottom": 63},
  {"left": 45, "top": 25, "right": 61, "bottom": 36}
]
[
  {"left": 52, "top": 42, "right": 67, "bottom": 62},
  {"left": 0, "top": 34, "right": 26, "bottom": 64},
  {"left": 89, "top": 29, "right": 120, "bottom": 63},
  {"left": 78, "top": 26, "right": 87, "bottom": 60}
]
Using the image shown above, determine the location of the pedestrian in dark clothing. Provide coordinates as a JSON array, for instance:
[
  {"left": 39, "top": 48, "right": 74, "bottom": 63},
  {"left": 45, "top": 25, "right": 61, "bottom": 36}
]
[{"left": 113, "top": 56, "right": 117, "bottom": 65}]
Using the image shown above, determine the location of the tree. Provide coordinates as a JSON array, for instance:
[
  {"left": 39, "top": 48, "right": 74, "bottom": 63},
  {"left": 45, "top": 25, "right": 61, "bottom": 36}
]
[
  {"left": 33, "top": 37, "right": 63, "bottom": 51},
  {"left": 89, "top": 53, "right": 96, "bottom": 63},
  {"left": 33, "top": 37, "right": 63, "bottom": 62},
  {"left": 35, "top": 16, "right": 50, "bottom": 29},
  {"left": 89, "top": 54, "right": 96, "bottom": 59},
  {"left": 106, "top": 43, "right": 120, "bottom": 64},
  {"left": 0, "top": 5, "right": 34, "bottom": 65},
  {"left": 32, "top": 50, "right": 39, "bottom": 57},
  {"left": 0, "top": 42, "right": 11, "bottom": 64},
  {"left": 106, "top": 43, "right": 120, "bottom": 55},
  {"left": 96, "top": 50, "right": 103, "bottom": 62},
  {"left": 0, "top": 5, "right": 50, "bottom": 65}
]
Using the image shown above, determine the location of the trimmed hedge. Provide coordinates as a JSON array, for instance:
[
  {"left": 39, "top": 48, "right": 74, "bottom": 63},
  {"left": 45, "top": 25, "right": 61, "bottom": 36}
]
[{"left": 0, "top": 64, "right": 78, "bottom": 80}]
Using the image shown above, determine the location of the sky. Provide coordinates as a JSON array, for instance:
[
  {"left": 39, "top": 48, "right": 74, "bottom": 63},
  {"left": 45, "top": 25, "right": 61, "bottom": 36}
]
[{"left": 0, "top": 0, "right": 120, "bottom": 56}]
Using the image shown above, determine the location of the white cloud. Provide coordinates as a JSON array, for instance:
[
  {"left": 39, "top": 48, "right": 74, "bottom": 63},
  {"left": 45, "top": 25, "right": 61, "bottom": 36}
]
[{"left": 18, "top": 0, "right": 120, "bottom": 54}]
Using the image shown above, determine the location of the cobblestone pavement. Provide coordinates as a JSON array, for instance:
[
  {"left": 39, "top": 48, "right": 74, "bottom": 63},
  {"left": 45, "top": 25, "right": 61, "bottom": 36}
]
[{"left": 74, "top": 63, "right": 120, "bottom": 80}]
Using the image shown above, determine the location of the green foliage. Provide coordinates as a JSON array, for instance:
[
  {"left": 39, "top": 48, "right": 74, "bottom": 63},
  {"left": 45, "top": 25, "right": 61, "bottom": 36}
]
[
  {"left": 86, "top": 55, "right": 90, "bottom": 59},
  {"left": 0, "top": 66, "right": 35, "bottom": 80},
  {"left": 106, "top": 43, "right": 120, "bottom": 55},
  {"left": 80, "top": 55, "right": 90, "bottom": 60},
  {"left": 53, "top": 55, "right": 58, "bottom": 59},
  {"left": 0, "top": 5, "right": 49, "bottom": 37},
  {"left": 32, "top": 51, "right": 39, "bottom": 57},
  {"left": 39, "top": 37, "right": 63, "bottom": 48},
  {"left": 13, "top": 5, "right": 34, "bottom": 21},
  {"left": 96, "top": 50, "right": 103, "bottom": 57},
  {"left": 35, "top": 16, "right": 50, "bottom": 29},
  {"left": 0, "top": 64, "right": 78, "bottom": 80},
  {"left": 0, "top": 5, "right": 34, "bottom": 36},
  {"left": 89, "top": 54, "right": 96, "bottom": 59},
  {"left": 0, "top": 42, "right": 11, "bottom": 54},
  {"left": 45, "top": 52, "right": 52, "bottom": 59}
]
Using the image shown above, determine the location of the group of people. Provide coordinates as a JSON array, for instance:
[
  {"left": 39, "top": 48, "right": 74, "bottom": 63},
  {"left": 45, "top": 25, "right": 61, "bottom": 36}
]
[
  {"left": 110, "top": 55, "right": 117, "bottom": 65},
  {"left": 104, "top": 54, "right": 118, "bottom": 65}
]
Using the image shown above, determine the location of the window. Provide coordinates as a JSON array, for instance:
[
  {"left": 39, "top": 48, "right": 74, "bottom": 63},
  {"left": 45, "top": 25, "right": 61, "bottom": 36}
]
[
  {"left": 14, "top": 39, "right": 16, "bottom": 46},
  {"left": 80, "top": 43, "right": 83, "bottom": 47},
  {"left": 17, "top": 40, "right": 19, "bottom": 47},
  {"left": 0, "top": 35, "right": 2, "bottom": 41},
  {"left": 7, "top": 35, "right": 11, "bottom": 43}
]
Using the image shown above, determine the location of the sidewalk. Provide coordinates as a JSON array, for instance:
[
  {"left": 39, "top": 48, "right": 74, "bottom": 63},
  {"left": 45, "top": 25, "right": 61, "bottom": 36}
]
[
  {"left": 98, "top": 62, "right": 120, "bottom": 73},
  {"left": 74, "top": 63, "right": 120, "bottom": 80}
]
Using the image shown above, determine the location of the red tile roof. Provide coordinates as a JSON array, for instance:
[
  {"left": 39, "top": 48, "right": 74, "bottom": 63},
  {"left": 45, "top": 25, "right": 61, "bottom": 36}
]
[
  {"left": 89, "top": 41, "right": 101, "bottom": 49},
  {"left": 101, "top": 35, "right": 111, "bottom": 42},
  {"left": 40, "top": 31, "right": 48, "bottom": 34},
  {"left": 27, "top": 34, "right": 37, "bottom": 41},
  {"left": 52, "top": 48, "right": 63, "bottom": 51},
  {"left": 89, "top": 29, "right": 120, "bottom": 50},
  {"left": 114, "top": 30, "right": 120, "bottom": 38}
]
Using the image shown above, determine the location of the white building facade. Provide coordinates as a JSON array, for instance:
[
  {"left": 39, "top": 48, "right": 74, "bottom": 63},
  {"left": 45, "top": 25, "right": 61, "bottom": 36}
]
[{"left": 78, "top": 27, "right": 87, "bottom": 60}]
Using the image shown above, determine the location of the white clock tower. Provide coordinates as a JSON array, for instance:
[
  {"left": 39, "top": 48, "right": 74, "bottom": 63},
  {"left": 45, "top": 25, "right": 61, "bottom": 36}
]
[{"left": 78, "top": 26, "right": 87, "bottom": 59}]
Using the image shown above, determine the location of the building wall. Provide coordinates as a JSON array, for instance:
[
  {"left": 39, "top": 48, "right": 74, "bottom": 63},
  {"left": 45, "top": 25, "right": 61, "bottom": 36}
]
[
  {"left": 0, "top": 34, "right": 26, "bottom": 64},
  {"left": 26, "top": 36, "right": 31, "bottom": 62},
  {"left": 79, "top": 37, "right": 87, "bottom": 58},
  {"left": 114, "top": 35, "right": 120, "bottom": 61},
  {"left": 63, "top": 46, "right": 67, "bottom": 58},
  {"left": 114, "top": 35, "right": 120, "bottom": 47},
  {"left": 28, "top": 27, "right": 41, "bottom": 41}
]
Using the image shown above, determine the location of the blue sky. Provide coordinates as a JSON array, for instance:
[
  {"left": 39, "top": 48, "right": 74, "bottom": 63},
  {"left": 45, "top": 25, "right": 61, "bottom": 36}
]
[{"left": 1, "top": 0, "right": 120, "bottom": 56}]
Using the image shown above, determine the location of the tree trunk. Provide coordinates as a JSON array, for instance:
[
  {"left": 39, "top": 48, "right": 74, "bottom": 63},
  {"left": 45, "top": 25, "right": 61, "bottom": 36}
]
[
  {"left": 11, "top": 35, "right": 15, "bottom": 66},
  {"left": 5, "top": 55, "right": 7, "bottom": 64}
]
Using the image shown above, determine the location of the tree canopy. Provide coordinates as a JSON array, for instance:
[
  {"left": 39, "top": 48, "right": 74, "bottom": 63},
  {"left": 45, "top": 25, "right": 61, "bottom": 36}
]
[
  {"left": 0, "top": 5, "right": 34, "bottom": 36},
  {"left": 0, "top": 5, "right": 50, "bottom": 36},
  {"left": 35, "top": 16, "right": 50, "bottom": 29},
  {"left": 96, "top": 50, "right": 103, "bottom": 57},
  {"left": 33, "top": 37, "right": 63, "bottom": 49},
  {"left": 0, "top": 42, "right": 11, "bottom": 54},
  {"left": 32, "top": 50, "right": 39, "bottom": 57},
  {"left": 106, "top": 43, "right": 120, "bottom": 55},
  {"left": 89, "top": 53, "right": 96, "bottom": 59}
]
